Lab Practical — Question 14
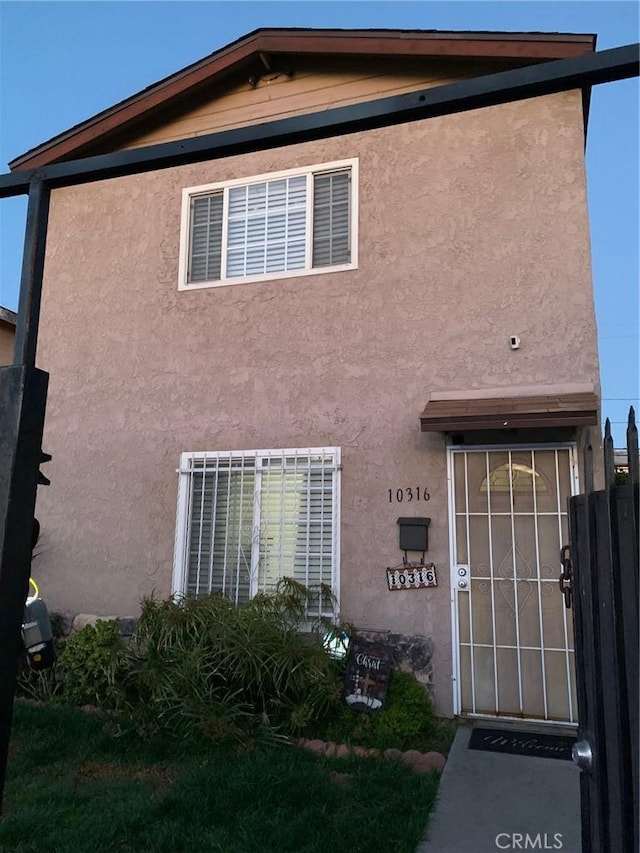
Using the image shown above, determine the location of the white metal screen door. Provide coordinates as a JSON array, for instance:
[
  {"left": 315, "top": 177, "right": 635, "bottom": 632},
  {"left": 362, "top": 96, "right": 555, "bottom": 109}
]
[{"left": 449, "top": 446, "right": 578, "bottom": 723}]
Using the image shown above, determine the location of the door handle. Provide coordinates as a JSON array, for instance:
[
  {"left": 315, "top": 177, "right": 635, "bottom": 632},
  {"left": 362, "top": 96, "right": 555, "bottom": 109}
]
[{"left": 572, "top": 739, "right": 593, "bottom": 773}]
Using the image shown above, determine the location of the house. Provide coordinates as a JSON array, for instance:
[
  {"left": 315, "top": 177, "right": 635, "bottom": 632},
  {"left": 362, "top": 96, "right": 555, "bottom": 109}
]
[
  {"left": 0, "top": 307, "right": 17, "bottom": 365},
  {"left": 10, "top": 28, "right": 602, "bottom": 722}
]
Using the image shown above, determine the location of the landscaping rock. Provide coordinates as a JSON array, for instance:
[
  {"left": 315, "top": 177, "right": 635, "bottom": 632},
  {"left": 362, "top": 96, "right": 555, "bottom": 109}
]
[
  {"left": 71, "top": 614, "right": 138, "bottom": 635},
  {"left": 400, "top": 749, "right": 425, "bottom": 769},
  {"left": 293, "top": 738, "right": 446, "bottom": 774},
  {"left": 355, "top": 630, "right": 435, "bottom": 689},
  {"left": 72, "top": 614, "right": 114, "bottom": 632},
  {"left": 422, "top": 751, "right": 446, "bottom": 773},
  {"left": 324, "top": 741, "right": 338, "bottom": 757},
  {"left": 384, "top": 748, "right": 403, "bottom": 761}
]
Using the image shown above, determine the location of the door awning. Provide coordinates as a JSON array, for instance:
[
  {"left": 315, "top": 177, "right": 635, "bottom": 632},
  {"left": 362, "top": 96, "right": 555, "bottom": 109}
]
[{"left": 420, "top": 384, "right": 599, "bottom": 432}]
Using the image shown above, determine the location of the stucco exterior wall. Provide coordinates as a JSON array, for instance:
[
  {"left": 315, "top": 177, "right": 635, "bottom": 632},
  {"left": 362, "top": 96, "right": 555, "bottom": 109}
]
[
  {"left": 0, "top": 321, "right": 15, "bottom": 364},
  {"left": 35, "top": 90, "right": 598, "bottom": 714}
]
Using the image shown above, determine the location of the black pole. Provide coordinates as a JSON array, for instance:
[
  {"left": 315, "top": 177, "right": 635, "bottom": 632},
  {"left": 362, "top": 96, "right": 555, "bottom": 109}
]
[
  {"left": 13, "top": 180, "right": 50, "bottom": 367},
  {"left": 0, "top": 178, "right": 50, "bottom": 813}
]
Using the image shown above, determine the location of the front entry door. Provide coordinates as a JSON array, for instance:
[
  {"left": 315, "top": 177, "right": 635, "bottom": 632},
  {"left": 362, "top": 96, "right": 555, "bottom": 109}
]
[{"left": 449, "top": 446, "right": 578, "bottom": 723}]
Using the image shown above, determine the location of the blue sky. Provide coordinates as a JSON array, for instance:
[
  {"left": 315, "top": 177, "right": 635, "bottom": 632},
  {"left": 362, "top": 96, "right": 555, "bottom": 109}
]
[{"left": 0, "top": 1, "right": 638, "bottom": 443}]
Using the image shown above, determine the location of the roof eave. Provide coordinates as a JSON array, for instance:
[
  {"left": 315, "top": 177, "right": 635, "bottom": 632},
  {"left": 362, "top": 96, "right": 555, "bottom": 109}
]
[
  {"left": 8, "top": 27, "right": 597, "bottom": 172},
  {"left": 0, "top": 307, "right": 17, "bottom": 327}
]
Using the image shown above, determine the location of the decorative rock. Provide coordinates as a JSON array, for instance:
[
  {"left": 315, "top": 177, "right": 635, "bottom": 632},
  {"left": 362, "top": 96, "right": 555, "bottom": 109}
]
[
  {"left": 72, "top": 614, "right": 115, "bottom": 632},
  {"left": 410, "top": 757, "right": 437, "bottom": 774},
  {"left": 50, "top": 612, "right": 74, "bottom": 636},
  {"left": 117, "top": 617, "right": 138, "bottom": 636},
  {"left": 401, "top": 749, "right": 425, "bottom": 769},
  {"left": 384, "top": 748, "right": 403, "bottom": 761},
  {"left": 70, "top": 614, "right": 138, "bottom": 635},
  {"left": 292, "top": 737, "right": 447, "bottom": 774},
  {"left": 422, "top": 751, "right": 446, "bottom": 773},
  {"left": 355, "top": 630, "right": 435, "bottom": 689}
]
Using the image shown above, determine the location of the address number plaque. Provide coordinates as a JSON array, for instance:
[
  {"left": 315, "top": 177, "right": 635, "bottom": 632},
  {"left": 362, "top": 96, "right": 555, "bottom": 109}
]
[{"left": 386, "top": 562, "right": 437, "bottom": 591}]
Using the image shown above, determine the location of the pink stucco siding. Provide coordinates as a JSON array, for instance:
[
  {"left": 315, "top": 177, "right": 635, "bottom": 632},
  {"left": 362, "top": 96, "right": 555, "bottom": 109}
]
[
  {"left": 34, "top": 90, "right": 598, "bottom": 714},
  {"left": 0, "top": 320, "right": 15, "bottom": 365}
]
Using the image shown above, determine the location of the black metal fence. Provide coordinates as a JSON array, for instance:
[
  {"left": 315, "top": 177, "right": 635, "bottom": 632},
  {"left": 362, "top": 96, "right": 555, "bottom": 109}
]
[{"left": 565, "top": 408, "right": 639, "bottom": 853}]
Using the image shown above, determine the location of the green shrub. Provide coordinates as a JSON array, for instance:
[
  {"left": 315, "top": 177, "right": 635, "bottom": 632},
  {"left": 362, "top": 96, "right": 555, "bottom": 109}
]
[
  {"left": 15, "top": 664, "right": 63, "bottom": 703},
  {"left": 58, "top": 619, "right": 126, "bottom": 708},
  {"left": 111, "top": 583, "right": 343, "bottom": 745},
  {"left": 315, "top": 669, "right": 456, "bottom": 753}
]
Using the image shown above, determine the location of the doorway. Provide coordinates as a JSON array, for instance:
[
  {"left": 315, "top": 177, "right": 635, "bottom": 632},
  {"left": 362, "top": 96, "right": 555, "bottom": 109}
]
[{"left": 448, "top": 445, "right": 579, "bottom": 723}]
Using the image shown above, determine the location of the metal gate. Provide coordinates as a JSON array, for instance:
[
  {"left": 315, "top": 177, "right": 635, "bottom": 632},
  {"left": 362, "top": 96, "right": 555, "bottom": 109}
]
[
  {"left": 564, "top": 411, "right": 639, "bottom": 852},
  {"left": 449, "top": 445, "right": 579, "bottom": 722}
]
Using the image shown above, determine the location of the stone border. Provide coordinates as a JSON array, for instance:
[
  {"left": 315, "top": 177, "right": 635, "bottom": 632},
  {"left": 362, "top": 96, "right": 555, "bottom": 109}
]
[{"left": 295, "top": 738, "right": 446, "bottom": 773}]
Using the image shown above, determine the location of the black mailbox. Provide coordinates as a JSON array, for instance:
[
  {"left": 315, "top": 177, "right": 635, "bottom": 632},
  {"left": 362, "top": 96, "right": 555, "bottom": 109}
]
[{"left": 397, "top": 517, "right": 430, "bottom": 552}]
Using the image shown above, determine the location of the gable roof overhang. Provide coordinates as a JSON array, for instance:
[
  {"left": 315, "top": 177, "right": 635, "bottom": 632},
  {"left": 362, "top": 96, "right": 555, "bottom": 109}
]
[
  {"left": 9, "top": 27, "right": 596, "bottom": 172},
  {"left": 420, "top": 384, "right": 599, "bottom": 432},
  {"left": 0, "top": 308, "right": 17, "bottom": 328}
]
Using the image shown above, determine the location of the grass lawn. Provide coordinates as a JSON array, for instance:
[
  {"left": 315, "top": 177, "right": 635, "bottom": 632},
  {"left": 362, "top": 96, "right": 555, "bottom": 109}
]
[{"left": 1, "top": 701, "right": 441, "bottom": 853}]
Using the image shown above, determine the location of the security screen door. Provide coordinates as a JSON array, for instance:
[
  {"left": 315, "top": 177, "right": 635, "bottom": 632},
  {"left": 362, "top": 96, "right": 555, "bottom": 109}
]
[{"left": 449, "top": 447, "right": 578, "bottom": 723}]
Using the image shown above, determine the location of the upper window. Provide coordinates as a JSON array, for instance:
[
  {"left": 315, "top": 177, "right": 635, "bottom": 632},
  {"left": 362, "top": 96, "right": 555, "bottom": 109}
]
[
  {"left": 172, "top": 447, "right": 341, "bottom": 620},
  {"left": 178, "top": 159, "right": 358, "bottom": 289}
]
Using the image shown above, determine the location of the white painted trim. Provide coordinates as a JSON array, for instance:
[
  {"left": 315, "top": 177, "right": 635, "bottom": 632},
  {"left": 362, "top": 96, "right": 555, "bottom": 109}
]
[
  {"left": 178, "top": 158, "right": 359, "bottom": 291},
  {"left": 171, "top": 451, "right": 192, "bottom": 598},
  {"left": 464, "top": 712, "right": 578, "bottom": 729},
  {"left": 447, "top": 442, "right": 579, "bottom": 722},
  {"left": 184, "top": 159, "right": 357, "bottom": 196},
  {"left": 178, "top": 261, "right": 357, "bottom": 291},
  {"left": 448, "top": 441, "right": 578, "bottom": 452},
  {"left": 333, "top": 446, "right": 342, "bottom": 622},
  {"left": 446, "top": 447, "right": 462, "bottom": 715},
  {"left": 173, "top": 446, "right": 341, "bottom": 618}
]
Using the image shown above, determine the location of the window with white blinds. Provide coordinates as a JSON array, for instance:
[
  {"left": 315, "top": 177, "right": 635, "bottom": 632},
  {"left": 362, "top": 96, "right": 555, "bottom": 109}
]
[
  {"left": 179, "top": 160, "right": 357, "bottom": 289},
  {"left": 173, "top": 448, "right": 341, "bottom": 619}
]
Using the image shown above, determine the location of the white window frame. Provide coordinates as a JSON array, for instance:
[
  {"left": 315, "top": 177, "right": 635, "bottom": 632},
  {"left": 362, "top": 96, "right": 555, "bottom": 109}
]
[
  {"left": 172, "top": 447, "right": 341, "bottom": 619},
  {"left": 178, "top": 159, "right": 359, "bottom": 290}
]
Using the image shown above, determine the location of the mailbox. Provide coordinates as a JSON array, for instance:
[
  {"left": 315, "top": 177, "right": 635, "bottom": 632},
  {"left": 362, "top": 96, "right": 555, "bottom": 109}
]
[{"left": 397, "top": 517, "right": 430, "bottom": 552}]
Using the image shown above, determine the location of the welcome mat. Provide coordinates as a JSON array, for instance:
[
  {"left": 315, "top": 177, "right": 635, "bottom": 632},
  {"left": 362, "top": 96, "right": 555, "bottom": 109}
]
[{"left": 468, "top": 727, "right": 576, "bottom": 761}]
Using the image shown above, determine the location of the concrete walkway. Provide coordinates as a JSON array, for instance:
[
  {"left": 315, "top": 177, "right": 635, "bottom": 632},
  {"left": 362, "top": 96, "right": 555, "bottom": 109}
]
[{"left": 417, "top": 723, "right": 582, "bottom": 853}]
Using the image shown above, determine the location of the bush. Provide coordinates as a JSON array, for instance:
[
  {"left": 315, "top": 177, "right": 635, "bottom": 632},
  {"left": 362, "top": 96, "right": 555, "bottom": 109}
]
[
  {"left": 57, "top": 619, "right": 126, "bottom": 708},
  {"left": 15, "top": 665, "right": 62, "bottom": 703},
  {"left": 46, "top": 585, "right": 455, "bottom": 755},
  {"left": 314, "top": 669, "right": 456, "bottom": 753},
  {"left": 110, "top": 583, "right": 344, "bottom": 745}
]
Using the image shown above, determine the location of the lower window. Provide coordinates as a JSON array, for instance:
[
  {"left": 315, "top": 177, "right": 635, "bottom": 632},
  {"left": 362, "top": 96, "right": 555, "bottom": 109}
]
[{"left": 173, "top": 447, "right": 340, "bottom": 619}]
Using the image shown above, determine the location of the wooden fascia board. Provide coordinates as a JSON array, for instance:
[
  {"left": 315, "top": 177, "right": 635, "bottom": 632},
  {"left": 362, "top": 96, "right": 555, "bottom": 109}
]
[
  {"left": 420, "top": 413, "right": 599, "bottom": 431},
  {"left": 419, "top": 393, "right": 599, "bottom": 432},
  {"left": 0, "top": 308, "right": 17, "bottom": 327},
  {"left": 258, "top": 31, "right": 595, "bottom": 60},
  {"left": 8, "top": 29, "right": 596, "bottom": 172}
]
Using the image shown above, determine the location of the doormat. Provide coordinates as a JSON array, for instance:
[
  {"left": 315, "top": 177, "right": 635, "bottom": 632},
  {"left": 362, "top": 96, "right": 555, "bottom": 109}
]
[{"left": 468, "top": 727, "right": 576, "bottom": 761}]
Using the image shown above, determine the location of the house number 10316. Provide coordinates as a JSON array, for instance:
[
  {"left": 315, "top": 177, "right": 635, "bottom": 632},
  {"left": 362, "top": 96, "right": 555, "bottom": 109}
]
[{"left": 388, "top": 487, "right": 430, "bottom": 503}]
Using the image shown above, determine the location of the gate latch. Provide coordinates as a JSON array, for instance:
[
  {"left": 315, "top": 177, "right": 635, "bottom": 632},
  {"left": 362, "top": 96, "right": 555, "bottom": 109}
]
[{"left": 559, "top": 545, "right": 573, "bottom": 610}]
